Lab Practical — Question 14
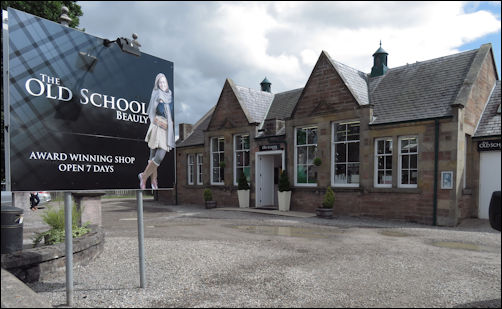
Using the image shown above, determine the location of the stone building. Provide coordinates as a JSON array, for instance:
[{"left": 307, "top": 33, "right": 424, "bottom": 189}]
[{"left": 160, "top": 43, "right": 501, "bottom": 226}]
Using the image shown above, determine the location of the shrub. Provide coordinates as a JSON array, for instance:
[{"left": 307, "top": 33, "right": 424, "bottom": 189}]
[
  {"left": 203, "top": 188, "right": 213, "bottom": 201},
  {"left": 33, "top": 203, "right": 90, "bottom": 246},
  {"left": 237, "top": 173, "right": 250, "bottom": 190},
  {"left": 322, "top": 187, "right": 335, "bottom": 209},
  {"left": 278, "top": 170, "right": 291, "bottom": 192},
  {"left": 219, "top": 161, "right": 226, "bottom": 169},
  {"left": 313, "top": 157, "right": 322, "bottom": 166}
]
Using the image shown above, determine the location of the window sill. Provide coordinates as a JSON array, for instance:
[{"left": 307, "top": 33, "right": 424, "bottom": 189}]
[{"left": 368, "top": 187, "right": 422, "bottom": 194}]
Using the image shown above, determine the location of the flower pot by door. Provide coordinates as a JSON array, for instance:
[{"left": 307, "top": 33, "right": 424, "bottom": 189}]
[
  {"left": 237, "top": 190, "right": 250, "bottom": 208},
  {"left": 278, "top": 191, "right": 291, "bottom": 211},
  {"left": 315, "top": 208, "right": 333, "bottom": 219}
]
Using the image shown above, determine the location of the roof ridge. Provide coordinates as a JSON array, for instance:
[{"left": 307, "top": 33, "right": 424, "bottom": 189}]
[{"left": 379, "top": 48, "right": 478, "bottom": 74}]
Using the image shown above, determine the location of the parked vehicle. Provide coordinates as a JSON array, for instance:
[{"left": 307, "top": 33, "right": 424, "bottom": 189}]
[
  {"left": 489, "top": 191, "right": 501, "bottom": 231},
  {"left": 37, "top": 192, "right": 52, "bottom": 204}
]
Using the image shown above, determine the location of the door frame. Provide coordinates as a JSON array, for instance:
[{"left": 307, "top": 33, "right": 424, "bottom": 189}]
[{"left": 255, "top": 150, "right": 285, "bottom": 208}]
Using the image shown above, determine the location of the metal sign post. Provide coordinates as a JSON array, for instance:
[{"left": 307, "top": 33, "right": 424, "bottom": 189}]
[
  {"left": 64, "top": 192, "right": 73, "bottom": 306},
  {"left": 136, "top": 190, "right": 146, "bottom": 288}
]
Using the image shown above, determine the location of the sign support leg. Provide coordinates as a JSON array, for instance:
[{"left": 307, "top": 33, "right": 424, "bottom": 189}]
[
  {"left": 64, "top": 192, "right": 73, "bottom": 306},
  {"left": 136, "top": 190, "right": 146, "bottom": 288}
]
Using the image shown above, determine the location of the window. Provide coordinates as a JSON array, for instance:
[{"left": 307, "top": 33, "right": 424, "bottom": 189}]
[
  {"left": 332, "top": 122, "right": 360, "bottom": 186},
  {"left": 234, "top": 134, "right": 250, "bottom": 185},
  {"left": 211, "top": 137, "right": 224, "bottom": 184},
  {"left": 295, "top": 127, "right": 318, "bottom": 185},
  {"left": 398, "top": 137, "right": 418, "bottom": 188},
  {"left": 374, "top": 138, "right": 393, "bottom": 187},
  {"left": 196, "top": 153, "right": 203, "bottom": 185},
  {"left": 187, "top": 154, "right": 195, "bottom": 185}
]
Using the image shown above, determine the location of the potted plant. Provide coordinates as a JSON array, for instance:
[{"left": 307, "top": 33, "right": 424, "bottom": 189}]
[
  {"left": 237, "top": 173, "right": 250, "bottom": 208},
  {"left": 219, "top": 161, "right": 226, "bottom": 169},
  {"left": 316, "top": 187, "right": 334, "bottom": 218},
  {"left": 313, "top": 157, "right": 322, "bottom": 167},
  {"left": 278, "top": 170, "right": 291, "bottom": 211},
  {"left": 203, "top": 188, "right": 217, "bottom": 209}
]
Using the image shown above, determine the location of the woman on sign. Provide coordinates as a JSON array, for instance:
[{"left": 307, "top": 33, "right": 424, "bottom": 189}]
[{"left": 138, "top": 73, "right": 174, "bottom": 190}]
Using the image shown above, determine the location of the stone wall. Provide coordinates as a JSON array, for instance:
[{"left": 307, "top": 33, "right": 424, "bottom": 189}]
[{"left": 0, "top": 225, "right": 104, "bottom": 283}]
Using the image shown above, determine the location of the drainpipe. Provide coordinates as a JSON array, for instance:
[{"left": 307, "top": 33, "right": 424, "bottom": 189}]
[{"left": 433, "top": 119, "right": 439, "bottom": 226}]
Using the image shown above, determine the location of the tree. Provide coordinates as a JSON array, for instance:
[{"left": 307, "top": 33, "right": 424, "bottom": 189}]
[
  {"left": 1, "top": 1, "right": 83, "bottom": 28},
  {"left": 1, "top": 1, "right": 83, "bottom": 184}
]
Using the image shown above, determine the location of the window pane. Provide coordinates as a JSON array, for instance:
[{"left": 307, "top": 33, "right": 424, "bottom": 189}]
[
  {"left": 336, "top": 124, "right": 347, "bottom": 142},
  {"left": 297, "top": 165, "right": 307, "bottom": 183},
  {"left": 385, "top": 140, "right": 392, "bottom": 154},
  {"left": 308, "top": 128, "right": 318, "bottom": 144},
  {"left": 243, "top": 136, "right": 250, "bottom": 150},
  {"left": 335, "top": 164, "right": 347, "bottom": 184},
  {"left": 212, "top": 138, "right": 218, "bottom": 151},
  {"left": 347, "top": 123, "right": 360, "bottom": 140},
  {"left": 401, "top": 139, "right": 409, "bottom": 153},
  {"left": 410, "top": 170, "right": 418, "bottom": 184},
  {"left": 410, "top": 154, "right": 417, "bottom": 169},
  {"left": 244, "top": 167, "right": 251, "bottom": 182},
  {"left": 348, "top": 164, "right": 360, "bottom": 184},
  {"left": 377, "top": 140, "right": 384, "bottom": 154},
  {"left": 378, "top": 156, "right": 384, "bottom": 169},
  {"left": 401, "top": 170, "right": 409, "bottom": 184},
  {"left": 378, "top": 171, "right": 385, "bottom": 184},
  {"left": 298, "top": 147, "right": 307, "bottom": 164},
  {"left": 307, "top": 146, "right": 316, "bottom": 164},
  {"left": 219, "top": 139, "right": 224, "bottom": 151},
  {"left": 297, "top": 129, "right": 306, "bottom": 145},
  {"left": 402, "top": 155, "right": 409, "bottom": 169},
  {"left": 236, "top": 152, "right": 243, "bottom": 167},
  {"left": 385, "top": 171, "right": 392, "bottom": 184},
  {"left": 213, "top": 155, "right": 219, "bottom": 167},
  {"left": 235, "top": 136, "right": 242, "bottom": 150},
  {"left": 336, "top": 144, "right": 346, "bottom": 163},
  {"left": 220, "top": 167, "right": 224, "bottom": 181},
  {"left": 409, "top": 138, "right": 417, "bottom": 153},
  {"left": 308, "top": 165, "right": 317, "bottom": 184},
  {"left": 385, "top": 155, "right": 392, "bottom": 169},
  {"left": 244, "top": 152, "right": 250, "bottom": 166},
  {"left": 348, "top": 142, "right": 359, "bottom": 162},
  {"left": 212, "top": 168, "right": 219, "bottom": 182}
]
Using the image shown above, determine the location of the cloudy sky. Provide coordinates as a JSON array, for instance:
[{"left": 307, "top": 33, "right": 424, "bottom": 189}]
[{"left": 78, "top": 1, "right": 501, "bottom": 138}]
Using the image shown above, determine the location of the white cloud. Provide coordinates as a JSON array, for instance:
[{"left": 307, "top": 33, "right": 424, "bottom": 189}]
[{"left": 78, "top": 1, "right": 501, "bottom": 131}]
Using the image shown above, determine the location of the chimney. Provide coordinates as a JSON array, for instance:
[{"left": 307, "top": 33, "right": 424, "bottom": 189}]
[
  {"left": 179, "top": 123, "right": 193, "bottom": 141},
  {"left": 260, "top": 77, "right": 271, "bottom": 93}
]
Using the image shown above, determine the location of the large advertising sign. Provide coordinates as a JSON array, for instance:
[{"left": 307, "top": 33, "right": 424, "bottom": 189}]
[{"left": 6, "top": 8, "right": 175, "bottom": 191}]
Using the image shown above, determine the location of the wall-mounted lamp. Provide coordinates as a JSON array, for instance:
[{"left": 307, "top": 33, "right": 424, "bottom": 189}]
[{"left": 104, "top": 33, "right": 141, "bottom": 57}]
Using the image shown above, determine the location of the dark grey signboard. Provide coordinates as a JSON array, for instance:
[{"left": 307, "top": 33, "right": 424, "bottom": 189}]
[{"left": 6, "top": 8, "right": 175, "bottom": 191}]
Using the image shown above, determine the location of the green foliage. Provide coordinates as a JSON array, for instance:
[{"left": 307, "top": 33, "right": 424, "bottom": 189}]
[
  {"left": 322, "top": 187, "right": 335, "bottom": 209},
  {"left": 1, "top": 1, "right": 83, "bottom": 29},
  {"left": 278, "top": 170, "right": 291, "bottom": 192},
  {"left": 203, "top": 188, "right": 213, "bottom": 201},
  {"left": 219, "top": 161, "right": 226, "bottom": 169},
  {"left": 313, "top": 157, "right": 322, "bottom": 166},
  {"left": 237, "top": 172, "right": 250, "bottom": 190},
  {"left": 32, "top": 203, "right": 90, "bottom": 246}
]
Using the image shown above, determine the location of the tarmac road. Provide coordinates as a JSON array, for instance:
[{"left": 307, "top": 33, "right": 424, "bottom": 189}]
[{"left": 21, "top": 198, "right": 502, "bottom": 308}]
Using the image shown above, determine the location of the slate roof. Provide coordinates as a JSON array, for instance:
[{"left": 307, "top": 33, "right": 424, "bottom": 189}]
[
  {"left": 328, "top": 57, "right": 370, "bottom": 106},
  {"left": 265, "top": 88, "right": 303, "bottom": 120},
  {"left": 176, "top": 107, "right": 214, "bottom": 148},
  {"left": 369, "top": 49, "right": 478, "bottom": 124},
  {"left": 234, "top": 85, "right": 275, "bottom": 124},
  {"left": 474, "top": 81, "right": 501, "bottom": 138}
]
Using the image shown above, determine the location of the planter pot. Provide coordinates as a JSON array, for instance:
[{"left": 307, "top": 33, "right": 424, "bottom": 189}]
[
  {"left": 278, "top": 191, "right": 291, "bottom": 211},
  {"left": 315, "top": 207, "right": 333, "bottom": 219},
  {"left": 205, "top": 200, "right": 217, "bottom": 209},
  {"left": 237, "top": 190, "right": 250, "bottom": 208}
]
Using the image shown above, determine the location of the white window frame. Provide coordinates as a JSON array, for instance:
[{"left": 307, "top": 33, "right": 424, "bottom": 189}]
[
  {"left": 233, "top": 134, "right": 250, "bottom": 186},
  {"left": 331, "top": 121, "right": 360, "bottom": 187},
  {"left": 196, "top": 153, "right": 203, "bottom": 185},
  {"left": 210, "top": 137, "right": 224, "bottom": 185},
  {"left": 374, "top": 137, "right": 393, "bottom": 188},
  {"left": 294, "top": 126, "right": 318, "bottom": 187},
  {"left": 187, "top": 154, "right": 195, "bottom": 185},
  {"left": 398, "top": 136, "right": 418, "bottom": 188}
]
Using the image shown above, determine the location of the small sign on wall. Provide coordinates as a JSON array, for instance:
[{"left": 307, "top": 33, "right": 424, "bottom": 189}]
[{"left": 441, "top": 171, "right": 453, "bottom": 189}]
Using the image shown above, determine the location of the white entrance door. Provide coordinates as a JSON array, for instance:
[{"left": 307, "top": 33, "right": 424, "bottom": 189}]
[
  {"left": 258, "top": 155, "right": 274, "bottom": 206},
  {"left": 479, "top": 151, "right": 501, "bottom": 219}
]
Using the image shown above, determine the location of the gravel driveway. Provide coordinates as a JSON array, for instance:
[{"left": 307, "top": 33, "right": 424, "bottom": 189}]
[{"left": 26, "top": 199, "right": 501, "bottom": 308}]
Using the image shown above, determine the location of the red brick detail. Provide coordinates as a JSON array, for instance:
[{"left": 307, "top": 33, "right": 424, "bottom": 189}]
[{"left": 207, "top": 80, "right": 250, "bottom": 131}]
